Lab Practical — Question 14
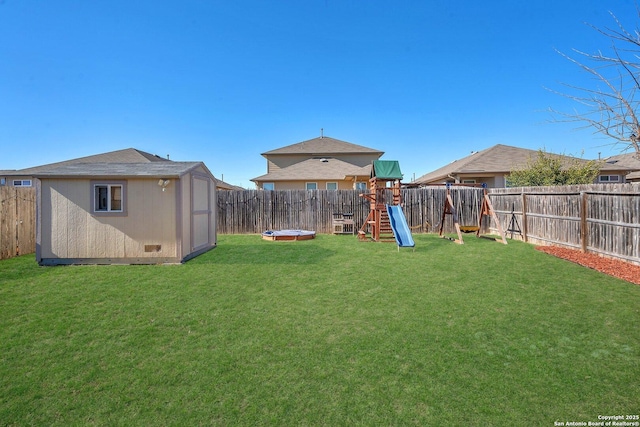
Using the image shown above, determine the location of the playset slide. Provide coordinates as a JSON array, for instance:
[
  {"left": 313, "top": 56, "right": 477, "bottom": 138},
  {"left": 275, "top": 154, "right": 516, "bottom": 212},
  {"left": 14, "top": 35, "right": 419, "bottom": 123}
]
[{"left": 386, "top": 205, "right": 415, "bottom": 248}]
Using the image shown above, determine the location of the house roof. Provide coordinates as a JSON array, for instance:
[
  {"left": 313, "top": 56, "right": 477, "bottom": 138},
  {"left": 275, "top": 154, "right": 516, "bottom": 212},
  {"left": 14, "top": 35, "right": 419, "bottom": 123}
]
[
  {"left": 261, "top": 136, "right": 384, "bottom": 157},
  {"left": 627, "top": 171, "right": 640, "bottom": 180},
  {"left": 2, "top": 148, "right": 170, "bottom": 176},
  {"left": 605, "top": 152, "right": 640, "bottom": 181},
  {"left": 252, "top": 157, "right": 372, "bottom": 182},
  {"left": 33, "top": 162, "right": 209, "bottom": 179},
  {"left": 605, "top": 152, "right": 640, "bottom": 169},
  {"left": 412, "top": 144, "right": 629, "bottom": 184},
  {"left": 215, "top": 179, "right": 245, "bottom": 191}
]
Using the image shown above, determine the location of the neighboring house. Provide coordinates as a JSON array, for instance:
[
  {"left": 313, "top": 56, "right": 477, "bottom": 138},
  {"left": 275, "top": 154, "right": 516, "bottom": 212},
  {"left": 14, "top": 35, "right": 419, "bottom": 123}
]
[
  {"left": 604, "top": 152, "right": 640, "bottom": 183},
  {"left": 34, "top": 162, "right": 217, "bottom": 265},
  {"left": 411, "top": 144, "right": 633, "bottom": 187},
  {"left": 216, "top": 179, "right": 245, "bottom": 191},
  {"left": 251, "top": 136, "right": 384, "bottom": 190},
  {"left": 627, "top": 172, "right": 640, "bottom": 183}
]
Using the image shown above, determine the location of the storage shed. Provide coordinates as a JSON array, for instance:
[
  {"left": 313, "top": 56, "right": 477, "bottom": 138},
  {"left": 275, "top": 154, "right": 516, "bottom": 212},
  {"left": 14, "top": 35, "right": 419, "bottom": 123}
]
[{"left": 34, "top": 162, "right": 216, "bottom": 265}]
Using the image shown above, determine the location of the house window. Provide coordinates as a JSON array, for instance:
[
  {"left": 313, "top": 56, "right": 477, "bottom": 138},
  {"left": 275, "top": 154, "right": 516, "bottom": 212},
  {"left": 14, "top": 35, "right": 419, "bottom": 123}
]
[
  {"left": 13, "top": 180, "right": 32, "bottom": 187},
  {"left": 599, "top": 175, "right": 620, "bottom": 182},
  {"left": 0, "top": 178, "right": 5, "bottom": 186},
  {"left": 355, "top": 182, "right": 367, "bottom": 191},
  {"left": 306, "top": 182, "right": 317, "bottom": 190},
  {"left": 92, "top": 181, "right": 126, "bottom": 215},
  {"left": 263, "top": 182, "right": 275, "bottom": 190},
  {"left": 326, "top": 182, "right": 338, "bottom": 190}
]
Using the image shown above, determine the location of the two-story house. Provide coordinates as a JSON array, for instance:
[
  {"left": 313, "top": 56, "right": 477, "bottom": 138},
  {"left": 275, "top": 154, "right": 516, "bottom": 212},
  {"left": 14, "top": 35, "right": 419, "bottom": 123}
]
[{"left": 251, "top": 135, "right": 384, "bottom": 190}]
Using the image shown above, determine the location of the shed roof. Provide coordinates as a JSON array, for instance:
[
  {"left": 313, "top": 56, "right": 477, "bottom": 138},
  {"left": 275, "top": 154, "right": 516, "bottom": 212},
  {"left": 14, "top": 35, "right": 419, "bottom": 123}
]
[
  {"left": 262, "top": 136, "right": 383, "bottom": 156},
  {"left": 2, "top": 148, "right": 169, "bottom": 175},
  {"left": 33, "top": 162, "right": 209, "bottom": 179}
]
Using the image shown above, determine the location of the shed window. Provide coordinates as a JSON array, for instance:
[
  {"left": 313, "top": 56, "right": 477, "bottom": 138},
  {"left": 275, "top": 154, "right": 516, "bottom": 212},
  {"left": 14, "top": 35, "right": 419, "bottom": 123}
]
[{"left": 92, "top": 181, "right": 126, "bottom": 215}]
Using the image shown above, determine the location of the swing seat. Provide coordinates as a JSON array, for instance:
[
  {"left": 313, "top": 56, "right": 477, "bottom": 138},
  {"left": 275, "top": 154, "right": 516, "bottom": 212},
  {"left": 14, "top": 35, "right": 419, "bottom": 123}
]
[{"left": 459, "top": 225, "right": 480, "bottom": 233}]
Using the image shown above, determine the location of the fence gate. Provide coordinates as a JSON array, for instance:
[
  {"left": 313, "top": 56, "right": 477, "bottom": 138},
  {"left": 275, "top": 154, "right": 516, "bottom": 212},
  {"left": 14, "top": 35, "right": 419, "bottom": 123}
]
[{"left": 0, "top": 186, "right": 36, "bottom": 260}]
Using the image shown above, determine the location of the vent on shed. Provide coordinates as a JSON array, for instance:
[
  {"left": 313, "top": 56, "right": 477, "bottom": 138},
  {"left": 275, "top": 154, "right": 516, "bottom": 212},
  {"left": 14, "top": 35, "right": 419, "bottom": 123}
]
[{"left": 145, "top": 245, "right": 162, "bottom": 253}]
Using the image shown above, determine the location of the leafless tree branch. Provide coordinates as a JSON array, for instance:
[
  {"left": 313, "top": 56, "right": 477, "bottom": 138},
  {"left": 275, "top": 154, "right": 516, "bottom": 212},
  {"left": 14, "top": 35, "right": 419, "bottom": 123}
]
[{"left": 548, "top": 9, "right": 640, "bottom": 155}]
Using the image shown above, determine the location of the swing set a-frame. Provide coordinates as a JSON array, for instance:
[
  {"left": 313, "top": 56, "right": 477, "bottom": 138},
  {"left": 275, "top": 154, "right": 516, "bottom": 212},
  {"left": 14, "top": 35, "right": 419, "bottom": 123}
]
[{"left": 438, "top": 183, "right": 507, "bottom": 245}]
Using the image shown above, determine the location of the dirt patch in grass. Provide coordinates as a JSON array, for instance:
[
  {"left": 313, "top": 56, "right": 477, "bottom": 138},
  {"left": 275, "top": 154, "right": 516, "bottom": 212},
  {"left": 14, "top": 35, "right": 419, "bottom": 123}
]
[{"left": 536, "top": 246, "right": 640, "bottom": 285}]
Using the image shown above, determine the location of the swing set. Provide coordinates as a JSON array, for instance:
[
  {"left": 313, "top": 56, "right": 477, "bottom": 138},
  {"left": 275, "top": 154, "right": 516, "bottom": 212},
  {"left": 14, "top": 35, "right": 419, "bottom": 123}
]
[{"left": 438, "top": 183, "right": 507, "bottom": 245}]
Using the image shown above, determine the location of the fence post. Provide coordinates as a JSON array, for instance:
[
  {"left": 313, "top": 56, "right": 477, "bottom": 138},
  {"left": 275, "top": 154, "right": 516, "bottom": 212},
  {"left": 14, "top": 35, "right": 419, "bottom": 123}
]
[
  {"left": 15, "top": 187, "right": 19, "bottom": 255},
  {"left": 521, "top": 192, "right": 528, "bottom": 243},
  {"left": 580, "top": 191, "right": 588, "bottom": 253}
]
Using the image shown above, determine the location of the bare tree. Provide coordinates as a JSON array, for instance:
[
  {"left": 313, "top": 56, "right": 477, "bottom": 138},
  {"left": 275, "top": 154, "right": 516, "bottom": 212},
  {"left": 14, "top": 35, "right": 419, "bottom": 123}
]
[{"left": 549, "top": 9, "right": 640, "bottom": 156}]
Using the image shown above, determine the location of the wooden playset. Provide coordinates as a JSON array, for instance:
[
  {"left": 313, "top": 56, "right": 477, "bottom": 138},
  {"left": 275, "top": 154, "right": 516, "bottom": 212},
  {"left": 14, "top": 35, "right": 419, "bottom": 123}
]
[{"left": 358, "top": 160, "right": 403, "bottom": 242}]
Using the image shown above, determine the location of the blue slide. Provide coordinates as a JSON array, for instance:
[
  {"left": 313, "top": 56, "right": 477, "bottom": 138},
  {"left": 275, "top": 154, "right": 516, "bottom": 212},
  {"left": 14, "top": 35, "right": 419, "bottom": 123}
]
[{"left": 386, "top": 205, "right": 415, "bottom": 249}]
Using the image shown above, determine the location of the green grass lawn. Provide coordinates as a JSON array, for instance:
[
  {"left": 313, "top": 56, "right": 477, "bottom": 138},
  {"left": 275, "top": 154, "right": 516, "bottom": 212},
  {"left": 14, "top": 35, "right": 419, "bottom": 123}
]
[{"left": 1, "top": 234, "right": 639, "bottom": 426}]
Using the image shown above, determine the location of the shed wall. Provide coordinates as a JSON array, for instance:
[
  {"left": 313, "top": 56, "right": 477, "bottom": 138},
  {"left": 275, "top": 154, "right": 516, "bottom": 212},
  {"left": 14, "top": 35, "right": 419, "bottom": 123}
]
[{"left": 39, "top": 178, "right": 178, "bottom": 261}]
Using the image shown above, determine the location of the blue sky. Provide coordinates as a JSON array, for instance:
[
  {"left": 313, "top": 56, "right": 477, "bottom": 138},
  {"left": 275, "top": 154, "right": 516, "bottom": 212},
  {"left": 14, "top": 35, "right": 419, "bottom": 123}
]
[{"left": 1, "top": 0, "right": 637, "bottom": 187}]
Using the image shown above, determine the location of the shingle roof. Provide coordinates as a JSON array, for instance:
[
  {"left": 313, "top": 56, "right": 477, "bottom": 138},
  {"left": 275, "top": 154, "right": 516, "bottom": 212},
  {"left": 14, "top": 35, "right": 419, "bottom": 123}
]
[
  {"left": 413, "top": 144, "right": 628, "bottom": 184},
  {"left": 33, "top": 162, "right": 206, "bottom": 178},
  {"left": 627, "top": 171, "right": 640, "bottom": 180},
  {"left": 605, "top": 152, "right": 640, "bottom": 169},
  {"left": 261, "top": 136, "right": 383, "bottom": 156},
  {"left": 252, "top": 158, "right": 371, "bottom": 182},
  {"left": 2, "top": 148, "right": 169, "bottom": 175},
  {"left": 215, "top": 178, "right": 245, "bottom": 190}
]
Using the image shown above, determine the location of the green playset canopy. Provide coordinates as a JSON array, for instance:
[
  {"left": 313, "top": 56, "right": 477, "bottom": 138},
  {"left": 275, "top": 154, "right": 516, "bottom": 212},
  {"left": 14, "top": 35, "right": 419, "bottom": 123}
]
[{"left": 371, "top": 160, "right": 403, "bottom": 180}]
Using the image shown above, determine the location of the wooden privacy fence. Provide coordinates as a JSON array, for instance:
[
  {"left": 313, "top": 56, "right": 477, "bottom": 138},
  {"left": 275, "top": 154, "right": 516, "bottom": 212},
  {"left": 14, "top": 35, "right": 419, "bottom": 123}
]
[
  {"left": 217, "top": 187, "right": 489, "bottom": 235},
  {"left": 489, "top": 183, "right": 640, "bottom": 265},
  {"left": 3, "top": 184, "right": 637, "bottom": 264},
  {"left": 218, "top": 185, "right": 640, "bottom": 265},
  {"left": 0, "top": 186, "right": 36, "bottom": 260}
]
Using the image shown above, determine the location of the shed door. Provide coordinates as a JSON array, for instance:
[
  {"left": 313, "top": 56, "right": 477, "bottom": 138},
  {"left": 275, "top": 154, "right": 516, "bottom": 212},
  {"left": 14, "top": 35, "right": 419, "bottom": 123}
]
[{"left": 191, "top": 175, "right": 212, "bottom": 250}]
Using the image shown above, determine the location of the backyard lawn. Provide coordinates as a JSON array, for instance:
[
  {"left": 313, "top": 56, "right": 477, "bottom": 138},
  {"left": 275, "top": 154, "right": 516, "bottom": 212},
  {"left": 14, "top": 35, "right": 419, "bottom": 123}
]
[{"left": 1, "top": 234, "right": 638, "bottom": 426}]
